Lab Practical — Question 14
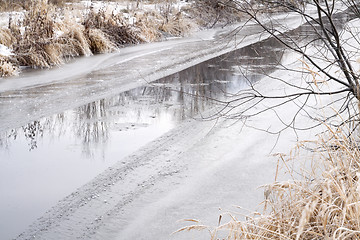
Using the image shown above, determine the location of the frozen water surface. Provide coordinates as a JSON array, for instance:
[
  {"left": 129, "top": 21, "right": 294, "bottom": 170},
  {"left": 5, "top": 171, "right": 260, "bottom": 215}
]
[{"left": 0, "top": 11, "right": 353, "bottom": 240}]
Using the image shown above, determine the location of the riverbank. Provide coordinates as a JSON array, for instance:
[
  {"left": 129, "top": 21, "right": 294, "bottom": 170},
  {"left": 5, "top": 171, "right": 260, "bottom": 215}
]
[{"left": 0, "top": 0, "right": 243, "bottom": 77}]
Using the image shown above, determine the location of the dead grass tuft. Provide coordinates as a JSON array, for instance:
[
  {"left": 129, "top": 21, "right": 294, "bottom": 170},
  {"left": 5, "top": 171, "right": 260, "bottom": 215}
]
[
  {"left": 135, "top": 11, "right": 163, "bottom": 42},
  {"left": 11, "top": 0, "right": 60, "bottom": 67},
  {"left": 135, "top": 9, "right": 195, "bottom": 42},
  {"left": 84, "top": 7, "right": 141, "bottom": 47},
  {"left": 86, "top": 28, "right": 115, "bottom": 54},
  {"left": 0, "top": 28, "right": 15, "bottom": 47},
  {"left": 60, "top": 25, "right": 92, "bottom": 57},
  {"left": 0, "top": 56, "right": 18, "bottom": 77},
  {"left": 159, "top": 12, "right": 195, "bottom": 37}
]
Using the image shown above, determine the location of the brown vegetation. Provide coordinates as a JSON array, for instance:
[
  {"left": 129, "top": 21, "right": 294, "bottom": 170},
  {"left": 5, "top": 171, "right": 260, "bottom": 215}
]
[{"left": 0, "top": 56, "right": 17, "bottom": 77}]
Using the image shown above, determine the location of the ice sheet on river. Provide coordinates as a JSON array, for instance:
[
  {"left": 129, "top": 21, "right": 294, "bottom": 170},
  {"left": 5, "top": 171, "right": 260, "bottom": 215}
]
[{"left": 2, "top": 11, "right": 325, "bottom": 240}]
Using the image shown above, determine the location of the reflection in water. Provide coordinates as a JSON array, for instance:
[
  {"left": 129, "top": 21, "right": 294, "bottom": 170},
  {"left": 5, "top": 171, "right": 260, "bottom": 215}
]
[
  {"left": 75, "top": 100, "right": 109, "bottom": 157},
  {"left": 22, "top": 121, "right": 44, "bottom": 151}
]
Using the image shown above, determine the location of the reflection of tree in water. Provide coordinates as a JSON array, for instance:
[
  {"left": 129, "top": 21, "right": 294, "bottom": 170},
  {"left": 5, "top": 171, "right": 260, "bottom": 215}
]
[
  {"left": 0, "top": 101, "right": 109, "bottom": 154},
  {"left": 0, "top": 121, "right": 44, "bottom": 151},
  {"left": 0, "top": 116, "right": 66, "bottom": 151},
  {"left": 148, "top": 38, "right": 286, "bottom": 120},
  {"left": 22, "top": 121, "right": 44, "bottom": 150},
  {"left": 74, "top": 99, "right": 108, "bottom": 157}
]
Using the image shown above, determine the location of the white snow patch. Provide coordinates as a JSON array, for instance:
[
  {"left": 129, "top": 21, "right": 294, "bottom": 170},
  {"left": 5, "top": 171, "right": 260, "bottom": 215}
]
[
  {"left": 0, "top": 44, "right": 13, "bottom": 57},
  {"left": 0, "top": 11, "right": 24, "bottom": 28}
]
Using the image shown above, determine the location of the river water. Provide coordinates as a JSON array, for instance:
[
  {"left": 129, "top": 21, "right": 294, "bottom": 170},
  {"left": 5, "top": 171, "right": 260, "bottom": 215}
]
[{"left": 0, "top": 10, "right": 353, "bottom": 240}]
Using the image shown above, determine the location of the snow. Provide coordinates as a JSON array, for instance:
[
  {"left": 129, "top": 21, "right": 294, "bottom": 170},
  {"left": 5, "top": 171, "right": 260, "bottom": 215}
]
[
  {"left": 173, "top": 0, "right": 191, "bottom": 11},
  {"left": 0, "top": 44, "right": 13, "bottom": 56},
  {"left": 0, "top": 11, "right": 24, "bottom": 28},
  {"left": 54, "top": 30, "right": 64, "bottom": 38}
]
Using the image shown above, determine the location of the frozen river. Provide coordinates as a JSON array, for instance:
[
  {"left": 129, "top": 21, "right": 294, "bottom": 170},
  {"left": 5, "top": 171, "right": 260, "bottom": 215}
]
[{"left": 0, "top": 10, "right": 353, "bottom": 240}]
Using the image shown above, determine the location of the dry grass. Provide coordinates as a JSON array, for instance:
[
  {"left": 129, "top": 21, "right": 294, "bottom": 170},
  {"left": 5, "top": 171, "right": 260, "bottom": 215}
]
[
  {"left": 0, "top": 0, "right": 142, "bottom": 71},
  {"left": 135, "top": 11, "right": 163, "bottom": 42},
  {"left": 135, "top": 9, "right": 195, "bottom": 42},
  {"left": 83, "top": 7, "right": 141, "bottom": 47},
  {"left": 0, "top": 56, "right": 18, "bottom": 77},
  {"left": 0, "top": 0, "right": 81, "bottom": 11},
  {"left": 57, "top": 22, "right": 92, "bottom": 57},
  {"left": 0, "top": 0, "right": 27, "bottom": 11},
  {"left": 0, "top": 28, "right": 15, "bottom": 47},
  {"left": 11, "top": 0, "right": 63, "bottom": 67},
  {"left": 159, "top": 12, "right": 196, "bottom": 37},
  {"left": 178, "top": 125, "right": 360, "bottom": 239}
]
